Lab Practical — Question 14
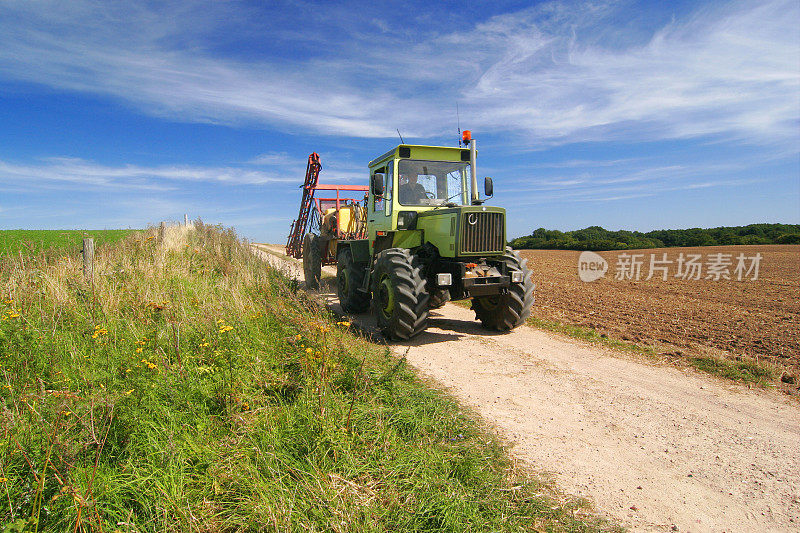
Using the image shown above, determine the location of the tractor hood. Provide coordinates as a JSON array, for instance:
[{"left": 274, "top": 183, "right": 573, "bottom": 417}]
[{"left": 415, "top": 205, "right": 506, "bottom": 258}]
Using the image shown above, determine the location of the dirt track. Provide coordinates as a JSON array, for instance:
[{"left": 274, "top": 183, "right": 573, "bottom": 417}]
[{"left": 252, "top": 244, "right": 800, "bottom": 533}]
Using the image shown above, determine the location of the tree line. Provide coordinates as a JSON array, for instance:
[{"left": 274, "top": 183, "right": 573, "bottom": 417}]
[{"left": 509, "top": 223, "right": 800, "bottom": 251}]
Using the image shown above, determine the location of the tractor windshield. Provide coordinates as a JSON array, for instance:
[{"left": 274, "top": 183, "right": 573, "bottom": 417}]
[{"left": 397, "top": 159, "right": 472, "bottom": 206}]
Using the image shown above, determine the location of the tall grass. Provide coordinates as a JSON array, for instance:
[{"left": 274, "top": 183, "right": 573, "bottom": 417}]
[{"left": 0, "top": 223, "right": 615, "bottom": 532}]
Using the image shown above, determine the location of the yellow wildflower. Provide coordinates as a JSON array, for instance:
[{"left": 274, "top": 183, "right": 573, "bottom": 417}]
[
  {"left": 135, "top": 347, "right": 143, "bottom": 353},
  {"left": 305, "top": 347, "right": 313, "bottom": 354},
  {"left": 125, "top": 389, "right": 134, "bottom": 395},
  {"left": 0, "top": 477, "right": 7, "bottom": 483}
]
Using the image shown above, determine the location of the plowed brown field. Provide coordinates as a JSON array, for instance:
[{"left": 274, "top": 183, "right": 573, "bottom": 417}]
[{"left": 520, "top": 245, "right": 800, "bottom": 389}]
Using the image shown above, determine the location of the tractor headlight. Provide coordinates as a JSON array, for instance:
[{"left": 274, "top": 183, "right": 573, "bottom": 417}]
[
  {"left": 397, "top": 211, "right": 418, "bottom": 230},
  {"left": 510, "top": 270, "right": 524, "bottom": 283},
  {"left": 436, "top": 273, "right": 452, "bottom": 287}
]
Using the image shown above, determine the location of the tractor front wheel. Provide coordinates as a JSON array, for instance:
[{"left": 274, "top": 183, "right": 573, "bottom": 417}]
[
  {"left": 428, "top": 289, "right": 451, "bottom": 310},
  {"left": 372, "top": 248, "right": 429, "bottom": 340},
  {"left": 337, "top": 248, "right": 370, "bottom": 313},
  {"left": 302, "top": 233, "right": 322, "bottom": 290},
  {"left": 472, "top": 247, "right": 535, "bottom": 331}
]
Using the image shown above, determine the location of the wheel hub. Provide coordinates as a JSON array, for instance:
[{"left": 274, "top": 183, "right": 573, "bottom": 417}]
[
  {"left": 339, "top": 269, "right": 350, "bottom": 294},
  {"left": 378, "top": 276, "right": 395, "bottom": 317}
]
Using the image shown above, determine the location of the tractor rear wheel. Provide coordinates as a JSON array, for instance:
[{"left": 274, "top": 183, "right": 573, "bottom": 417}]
[
  {"left": 337, "top": 248, "right": 370, "bottom": 313},
  {"left": 372, "top": 248, "right": 429, "bottom": 340},
  {"left": 472, "top": 247, "right": 534, "bottom": 331},
  {"left": 302, "top": 233, "right": 322, "bottom": 290}
]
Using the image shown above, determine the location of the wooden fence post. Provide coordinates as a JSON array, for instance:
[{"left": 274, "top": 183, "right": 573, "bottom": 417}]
[
  {"left": 159, "top": 221, "right": 166, "bottom": 243},
  {"left": 82, "top": 238, "right": 94, "bottom": 281},
  {"left": 184, "top": 214, "right": 189, "bottom": 226}
]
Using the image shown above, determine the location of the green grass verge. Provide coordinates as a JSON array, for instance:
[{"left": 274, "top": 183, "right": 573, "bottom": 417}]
[
  {"left": 525, "top": 316, "right": 655, "bottom": 356},
  {"left": 523, "top": 314, "right": 777, "bottom": 386},
  {"left": 688, "top": 355, "right": 775, "bottom": 385},
  {"left": 525, "top": 314, "right": 778, "bottom": 386},
  {"left": 453, "top": 299, "right": 653, "bottom": 355},
  {"left": 0, "top": 225, "right": 616, "bottom": 532},
  {"left": 0, "top": 229, "right": 136, "bottom": 256}
]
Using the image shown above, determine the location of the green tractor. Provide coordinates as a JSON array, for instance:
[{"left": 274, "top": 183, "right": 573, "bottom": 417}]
[{"left": 331, "top": 132, "right": 535, "bottom": 340}]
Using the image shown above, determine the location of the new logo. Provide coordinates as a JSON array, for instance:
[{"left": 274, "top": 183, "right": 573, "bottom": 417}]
[{"left": 578, "top": 251, "right": 608, "bottom": 282}]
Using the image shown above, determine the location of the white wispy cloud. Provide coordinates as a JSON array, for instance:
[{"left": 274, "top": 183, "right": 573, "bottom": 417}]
[
  {"left": 0, "top": 0, "right": 795, "bottom": 145},
  {"left": 0, "top": 157, "right": 298, "bottom": 190},
  {"left": 464, "top": 0, "right": 799, "bottom": 145},
  {"left": 247, "top": 152, "right": 295, "bottom": 166}
]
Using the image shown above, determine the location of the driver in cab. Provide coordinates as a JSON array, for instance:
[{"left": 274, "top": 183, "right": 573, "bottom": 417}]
[{"left": 399, "top": 173, "right": 427, "bottom": 204}]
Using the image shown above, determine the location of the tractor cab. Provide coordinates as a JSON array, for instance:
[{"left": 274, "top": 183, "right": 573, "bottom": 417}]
[{"left": 366, "top": 144, "right": 502, "bottom": 260}]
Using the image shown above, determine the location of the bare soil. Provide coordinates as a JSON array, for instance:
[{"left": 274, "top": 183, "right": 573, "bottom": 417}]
[
  {"left": 520, "top": 245, "right": 800, "bottom": 390},
  {"left": 253, "top": 244, "right": 800, "bottom": 533}
]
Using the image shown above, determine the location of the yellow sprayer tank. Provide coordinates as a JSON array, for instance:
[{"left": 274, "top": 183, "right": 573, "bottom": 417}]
[{"left": 322, "top": 205, "right": 366, "bottom": 236}]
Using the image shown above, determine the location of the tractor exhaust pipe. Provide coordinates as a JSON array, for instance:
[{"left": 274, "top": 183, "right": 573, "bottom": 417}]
[
  {"left": 470, "top": 139, "right": 478, "bottom": 204},
  {"left": 463, "top": 130, "right": 478, "bottom": 204}
]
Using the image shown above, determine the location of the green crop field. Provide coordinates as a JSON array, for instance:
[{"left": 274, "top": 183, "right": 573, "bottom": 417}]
[{"left": 0, "top": 229, "right": 137, "bottom": 256}]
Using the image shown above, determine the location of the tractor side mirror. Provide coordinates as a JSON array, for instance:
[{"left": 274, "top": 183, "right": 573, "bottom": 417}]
[
  {"left": 484, "top": 177, "right": 494, "bottom": 198},
  {"left": 372, "top": 173, "right": 384, "bottom": 197}
]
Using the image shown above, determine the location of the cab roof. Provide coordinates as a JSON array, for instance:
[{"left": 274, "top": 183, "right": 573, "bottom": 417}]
[{"left": 368, "top": 144, "right": 472, "bottom": 170}]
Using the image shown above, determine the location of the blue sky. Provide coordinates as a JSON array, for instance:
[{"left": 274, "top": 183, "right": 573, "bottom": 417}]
[{"left": 0, "top": 0, "right": 798, "bottom": 243}]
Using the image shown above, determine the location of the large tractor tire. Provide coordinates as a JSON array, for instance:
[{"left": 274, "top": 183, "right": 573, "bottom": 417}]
[
  {"left": 371, "top": 248, "right": 429, "bottom": 340},
  {"left": 337, "top": 248, "right": 370, "bottom": 313},
  {"left": 472, "top": 247, "right": 535, "bottom": 331},
  {"left": 428, "top": 289, "right": 451, "bottom": 310},
  {"left": 302, "top": 233, "right": 322, "bottom": 290}
]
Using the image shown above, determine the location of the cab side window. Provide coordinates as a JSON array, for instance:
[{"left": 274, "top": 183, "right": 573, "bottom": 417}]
[
  {"left": 384, "top": 161, "right": 393, "bottom": 216},
  {"left": 372, "top": 167, "right": 385, "bottom": 213}
]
